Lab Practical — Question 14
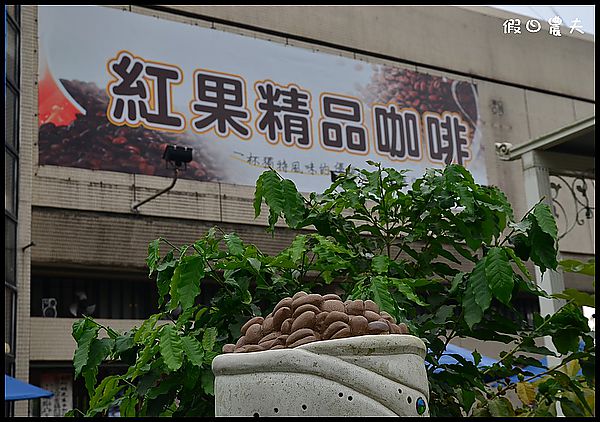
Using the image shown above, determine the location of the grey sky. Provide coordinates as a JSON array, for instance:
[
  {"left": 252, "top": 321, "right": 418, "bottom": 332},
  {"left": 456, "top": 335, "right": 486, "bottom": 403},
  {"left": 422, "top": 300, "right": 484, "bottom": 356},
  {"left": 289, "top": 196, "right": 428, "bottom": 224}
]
[{"left": 491, "top": 5, "right": 595, "bottom": 35}]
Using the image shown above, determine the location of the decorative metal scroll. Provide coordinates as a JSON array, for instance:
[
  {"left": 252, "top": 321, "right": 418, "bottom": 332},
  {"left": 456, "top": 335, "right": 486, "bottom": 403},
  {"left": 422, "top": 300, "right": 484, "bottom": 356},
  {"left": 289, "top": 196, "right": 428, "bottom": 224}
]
[{"left": 550, "top": 172, "right": 595, "bottom": 240}]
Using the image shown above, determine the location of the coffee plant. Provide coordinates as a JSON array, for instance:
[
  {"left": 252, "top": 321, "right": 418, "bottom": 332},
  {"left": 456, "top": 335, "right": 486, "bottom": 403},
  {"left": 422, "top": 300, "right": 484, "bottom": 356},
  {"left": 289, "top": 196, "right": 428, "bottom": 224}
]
[{"left": 68, "top": 163, "right": 594, "bottom": 417}]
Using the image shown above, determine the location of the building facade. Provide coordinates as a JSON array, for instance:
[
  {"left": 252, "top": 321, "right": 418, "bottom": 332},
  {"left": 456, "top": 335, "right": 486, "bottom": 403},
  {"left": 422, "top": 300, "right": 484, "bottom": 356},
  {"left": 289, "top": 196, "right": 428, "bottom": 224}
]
[{"left": 5, "top": 5, "right": 594, "bottom": 416}]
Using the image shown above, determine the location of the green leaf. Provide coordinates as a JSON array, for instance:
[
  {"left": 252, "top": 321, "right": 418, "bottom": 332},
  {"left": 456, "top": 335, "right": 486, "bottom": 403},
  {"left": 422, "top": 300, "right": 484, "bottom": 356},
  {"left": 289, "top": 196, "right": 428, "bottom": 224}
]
[
  {"left": 172, "top": 255, "right": 204, "bottom": 310},
  {"left": 488, "top": 397, "right": 515, "bottom": 416},
  {"left": 459, "top": 388, "right": 476, "bottom": 413},
  {"left": 181, "top": 336, "right": 205, "bottom": 367},
  {"left": 393, "top": 280, "right": 428, "bottom": 307},
  {"left": 247, "top": 257, "right": 262, "bottom": 273},
  {"left": 134, "top": 313, "right": 160, "bottom": 343},
  {"left": 127, "top": 342, "right": 159, "bottom": 381},
  {"left": 510, "top": 233, "right": 531, "bottom": 261},
  {"left": 175, "top": 307, "right": 196, "bottom": 330},
  {"left": 471, "top": 401, "right": 491, "bottom": 417},
  {"left": 437, "top": 247, "right": 462, "bottom": 265},
  {"left": 159, "top": 325, "right": 184, "bottom": 372},
  {"left": 156, "top": 249, "right": 177, "bottom": 271},
  {"left": 508, "top": 219, "right": 532, "bottom": 234},
  {"left": 202, "top": 327, "right": 218, "bottom": 352},
  {"left": 518, "top": 339, "right": 557, "bottom": 357},
  {"left": 240, "top": 288, "right": 253, "bottom": 305},
  {"left": 281, "top": 179, "right": 307, "bottom": 228},
  {"left": 223, "top": 233, "right": 245, "bottom": 257},
  {"left": 204, "top": 350, "right": 219, "bottom": 366},
  {"left": 552, "top": 289, "right": 595, "bottom": 308},
  {"left": 451, "top": 242, "right": 477, "bottom": 262},
  {"left": 372, "top": 255, "right": 390, "bottom": 274},
  {"left": 289, "top": 235, "right": 307, "bottom": 263},
  {"left": 147, "top": 238, "right": 161, "bottom": 276},
  {"left": 87, "top": 375, "right": 124, "bottom": 416},
  {"left": 456, "top": 185, "right": 475, "bottom": 217},
  {"left": 254, "top": 170, "right": 285, "bottom": 229},
  {"left": 528, "top": 225, "right": 558, "bottom": 272},
  {"left": 200, "top": 370, "right": 215, "bottom": 396},
  {"left": 253, "top": 171, "right": 266, "bottom": 218},
  {"left": 83, "top": 338, "right": 114, "bottom": 394},
  {"left": 115, "top": 332, "right": 135, "bottom": 355},
  {"left": 120, "top": 395, "right": 138, "bottom": 417},
  {"left": 559, "top": 259, "right": 595, "bottom": 277},
  {"left": 156, "top": 250, "right": 175, "bottom": 308},
  {"left": 504, "top": 246, "right": 532, "bottom": 280},
  {"left": 433, "top": 304, "right": 455, "bottom": 324},
  {"left": 73, "top": 319, "right": 101, "bottom": 379},
  {"left": 463, "top": 283, "right": 483, "bottom": 329},
  {"left": 145, "top": 376, "right": 180, "bottom": 400},
  {"left": 449, "top": 272, "right": 464, "bottom": 296},
  {"left": 322, "top": 270, "right": 334, "bottom": 284},
  {"left": 370, "top": 276, "right": 396, "bottom": 317},
  {"left": 557, "top": 377, "right": 594, "bottom": 416},
  {"left": 559, "top": 395, "right": 585, "bottom": 417},
  {"left": 72, "top": 318, "right": 91, "bottom": 343},
  {"left": 469, "top": 258, "right": 492, "bottom": 312},
  {"left": 485, "top": 247, "right": 514, "bottom": 306},
  {"left": 533, "top": 203, "right": 558, "bottom": 241},
  {"left": 552, "top": 329, "right": 582, "bottom": 354}
]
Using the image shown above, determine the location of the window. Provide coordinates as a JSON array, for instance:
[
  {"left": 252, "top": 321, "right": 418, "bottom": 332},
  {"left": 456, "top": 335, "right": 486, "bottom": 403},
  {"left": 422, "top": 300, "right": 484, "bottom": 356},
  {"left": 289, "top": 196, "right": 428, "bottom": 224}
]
[
  {"left": 6, "top": 19, "right": 19, "bottom": 88},
  {"left": 5, "top": 152, "right": 17, "bottom": 216},
  {"left": 4, "top": 289, "right": 16, "bottom": 358},
  {"left": 31, "top": 272, "right": 219, "bottom": 320},
  {"left": 6, "top": 4, "right": 19, "bottom": 24},
  {"left": 5, "top": 86, "right": 18, "bottom": 150},
  {"left": 31, "top": 275, "right": 160, "bottom": 320},
  {"left": 5, "top": 218, "right": 17, "bottom": 285}
]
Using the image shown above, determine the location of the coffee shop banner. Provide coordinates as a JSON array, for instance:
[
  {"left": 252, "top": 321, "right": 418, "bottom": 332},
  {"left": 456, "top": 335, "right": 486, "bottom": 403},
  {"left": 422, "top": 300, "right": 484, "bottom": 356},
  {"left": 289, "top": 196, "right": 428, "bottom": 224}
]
[{"left": 38, "top": 6, "right": 487, "bottom": 192}]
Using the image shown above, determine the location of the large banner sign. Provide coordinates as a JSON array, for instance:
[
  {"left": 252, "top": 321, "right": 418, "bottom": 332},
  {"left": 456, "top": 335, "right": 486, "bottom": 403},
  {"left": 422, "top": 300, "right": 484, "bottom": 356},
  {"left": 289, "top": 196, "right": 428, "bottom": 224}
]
[{"left": 38, "top": 6, "right": 487, "bottom": 191}]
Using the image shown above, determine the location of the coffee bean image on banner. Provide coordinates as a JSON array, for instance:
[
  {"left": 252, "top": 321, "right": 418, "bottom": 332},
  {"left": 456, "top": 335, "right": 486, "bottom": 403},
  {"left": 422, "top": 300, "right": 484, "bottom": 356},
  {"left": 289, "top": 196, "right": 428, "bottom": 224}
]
[{"left": 38, "top": 78, "right": 222, "bottom": 182}]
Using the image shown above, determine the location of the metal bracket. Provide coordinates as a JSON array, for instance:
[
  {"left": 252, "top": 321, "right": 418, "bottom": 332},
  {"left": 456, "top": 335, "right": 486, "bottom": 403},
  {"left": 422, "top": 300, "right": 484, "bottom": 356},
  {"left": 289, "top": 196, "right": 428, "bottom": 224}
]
[{"left": 131, "top": 168, "right": 179, "bottom": 213}]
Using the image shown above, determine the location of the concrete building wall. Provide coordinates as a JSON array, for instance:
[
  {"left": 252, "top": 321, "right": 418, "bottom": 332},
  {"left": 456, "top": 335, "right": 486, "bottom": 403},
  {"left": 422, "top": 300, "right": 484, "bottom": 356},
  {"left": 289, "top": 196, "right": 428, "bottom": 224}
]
[
  {"left": 29, "top": 318, "right": 160, "bottom": 361},
  {"left": 13, "top": 5, "right": 37, "bottom": 416},
  {"left": 154, "top": 5, "right": 594, "bottom": 100}
]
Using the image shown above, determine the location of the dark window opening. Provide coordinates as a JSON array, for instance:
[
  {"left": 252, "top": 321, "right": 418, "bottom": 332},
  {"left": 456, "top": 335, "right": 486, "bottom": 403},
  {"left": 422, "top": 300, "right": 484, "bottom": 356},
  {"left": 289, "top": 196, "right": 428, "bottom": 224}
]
[
  {"left": 31, "top": 274, "right": 160, "bottom": 320},
  {"left": 31, "top": 270, "right": 220, "bottom": 320}
]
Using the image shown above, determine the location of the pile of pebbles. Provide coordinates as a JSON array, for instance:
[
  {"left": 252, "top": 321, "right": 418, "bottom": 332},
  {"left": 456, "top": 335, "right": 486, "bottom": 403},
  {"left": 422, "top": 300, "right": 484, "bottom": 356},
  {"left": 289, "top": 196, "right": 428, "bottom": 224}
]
[{"left": 223, "top": 291, "right": 409, "bottom": 353}]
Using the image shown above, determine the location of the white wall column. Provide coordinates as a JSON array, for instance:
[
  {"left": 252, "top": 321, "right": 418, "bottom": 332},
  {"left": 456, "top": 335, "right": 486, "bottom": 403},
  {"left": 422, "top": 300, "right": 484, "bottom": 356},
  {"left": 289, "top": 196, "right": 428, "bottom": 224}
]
[{"left": 521, "top": 151, "right": 565, "bottom": 369}]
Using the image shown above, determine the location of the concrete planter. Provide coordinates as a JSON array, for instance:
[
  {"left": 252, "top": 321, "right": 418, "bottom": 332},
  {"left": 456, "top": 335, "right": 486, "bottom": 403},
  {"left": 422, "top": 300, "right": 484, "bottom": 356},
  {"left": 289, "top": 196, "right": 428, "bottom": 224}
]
[{"left": 212, "top": 334, "right": 430, "bottom": 417}]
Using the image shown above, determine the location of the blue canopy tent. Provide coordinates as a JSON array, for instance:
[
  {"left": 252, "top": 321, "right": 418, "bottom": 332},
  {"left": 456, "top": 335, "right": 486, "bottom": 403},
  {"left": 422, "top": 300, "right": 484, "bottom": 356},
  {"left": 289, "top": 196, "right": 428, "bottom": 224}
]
[
  {"left": 440, "top": 344, "right": 500, "bottom": 368},
  {"left": 5, "top": 375, "right": 54, "bottom": 401},
  {"left": 427, "top": 343, "right": 548, "bottom": 383}
]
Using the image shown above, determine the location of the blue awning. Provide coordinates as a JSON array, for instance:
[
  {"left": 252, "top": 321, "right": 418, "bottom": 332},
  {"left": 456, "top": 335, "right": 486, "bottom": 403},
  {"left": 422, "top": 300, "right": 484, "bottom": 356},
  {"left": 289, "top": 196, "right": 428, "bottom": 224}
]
[
  {"left": 427, "top": 343, "right": 499, "bottom": 372},
  {"left": 441, "top": 343, "right": 500, "bottom": 367},
  {"left": 5, "top": 375, "right": 54, "bottom": 401},
  {"left": 427, "top": 343, "right": 548, "bottom": 383}
]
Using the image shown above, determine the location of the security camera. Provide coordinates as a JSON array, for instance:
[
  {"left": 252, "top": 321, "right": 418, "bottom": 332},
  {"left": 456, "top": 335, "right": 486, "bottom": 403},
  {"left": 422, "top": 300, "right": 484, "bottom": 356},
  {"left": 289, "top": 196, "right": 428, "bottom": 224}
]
[{"left": 163, "top": 145, "right": 193, "bottom": 169}]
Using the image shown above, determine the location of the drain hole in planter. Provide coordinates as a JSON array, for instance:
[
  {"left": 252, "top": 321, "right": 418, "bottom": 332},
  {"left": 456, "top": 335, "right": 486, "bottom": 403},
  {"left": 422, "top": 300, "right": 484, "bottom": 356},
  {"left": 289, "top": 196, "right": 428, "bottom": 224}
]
[
  {"left": 398, "top": 388, "right": 402, "bottom": 394},
  {"left": 253, "top": 412, "right": 259, "bottom": 417},
  {"left": 302, "top": 404, "right": 307, "bottom": 411},
  {"left": 407, "top": 396, "right": 412, "bottom": 404},
  {"left": 348, "top": 396, "right": 353, "bottom": 401},
  {"left": 338, "top": 392, "right": 344, "bottom": 397},
  {"left": 274, "top": 408, "right": 279, "bottom": 414}
]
